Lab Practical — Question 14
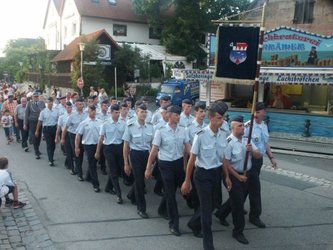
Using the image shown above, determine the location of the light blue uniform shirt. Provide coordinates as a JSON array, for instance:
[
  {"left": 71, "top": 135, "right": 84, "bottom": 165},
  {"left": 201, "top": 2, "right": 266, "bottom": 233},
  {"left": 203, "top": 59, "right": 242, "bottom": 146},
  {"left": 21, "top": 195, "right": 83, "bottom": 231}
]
[
  {"left": 179, "top": 112, "right": 194, "bottom": 127},
  {"left": 151, "top": 108, "right": 162, "bottom": 125},
  {"left": 224, "top": 134, "right": 258, "bottom": 172},
  {"left": 100, "top": 119, "right": 126, "bottom": 145},
  {"left": 66, "top": 111, "right": 88, "bottom": 134},
  {"left": 244, "top": 120, "right": 269, "bottom": 156},
  {"left": 153, "top": 123, "right": 189, "bottom": 161},
  {"left": 153, "top": 119, "right": 167, "bottom": 132},
  {"left": 122, "top": 120, "right": 154, "bottom": 151},
  {"left": 186, "top": 120, "right": 207, "bottom": 145},
  {"left": 55, "top": 104, "right": 66, "bottom": 116},
  {"left": 57, "top": 112, "right": 71, "bottom": 131},
  {"left": 97, "top": 111, "right": 110, "bottom": 122},
  {"left": 38, "top": 107, "right": 59, "bottom": 126},
  {"left": 76, "top": 117, "right": 102, "bottom": 145},
  {"left": 191, "top": 126, "right": 228, "bottom": 169}
]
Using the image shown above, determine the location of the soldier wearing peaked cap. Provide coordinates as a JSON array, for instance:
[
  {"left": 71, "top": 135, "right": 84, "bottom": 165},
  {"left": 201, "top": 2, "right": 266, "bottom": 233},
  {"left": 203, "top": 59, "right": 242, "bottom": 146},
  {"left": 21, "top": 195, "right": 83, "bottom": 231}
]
[
  {"left": 181, "top": 101, "right": 230, "bottom": 250},
  {"left": 122, "top": 102, "right": 154, "bottom": 218},
  {"left": 244, "top": 102, "right": 277, "bottom": 228},
  {"left": 146, "top": 105, "right": 191, "bottom": 237},
  {"left": 24, "top": 90, "right": 45, "bottom": 159}
]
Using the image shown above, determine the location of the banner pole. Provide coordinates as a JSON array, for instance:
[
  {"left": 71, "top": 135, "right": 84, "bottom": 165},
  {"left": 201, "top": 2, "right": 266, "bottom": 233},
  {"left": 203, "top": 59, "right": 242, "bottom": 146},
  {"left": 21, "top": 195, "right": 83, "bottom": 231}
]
[{"left": 243, "top": 2, "right": 267, "bottom": 173}]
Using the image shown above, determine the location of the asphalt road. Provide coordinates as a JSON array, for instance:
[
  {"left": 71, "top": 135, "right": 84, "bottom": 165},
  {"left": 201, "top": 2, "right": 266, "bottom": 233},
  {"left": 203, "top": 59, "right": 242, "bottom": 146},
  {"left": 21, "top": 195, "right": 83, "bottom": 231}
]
[{"left": 0, "top": 129, "right": 333, "bottom": 250}]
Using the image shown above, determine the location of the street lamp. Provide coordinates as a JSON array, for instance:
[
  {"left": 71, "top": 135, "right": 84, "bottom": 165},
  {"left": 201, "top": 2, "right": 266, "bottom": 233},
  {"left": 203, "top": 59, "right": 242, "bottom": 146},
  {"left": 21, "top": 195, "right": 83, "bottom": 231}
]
[{"left": 79, "top": 42, "right": 85, "bottom": 96}]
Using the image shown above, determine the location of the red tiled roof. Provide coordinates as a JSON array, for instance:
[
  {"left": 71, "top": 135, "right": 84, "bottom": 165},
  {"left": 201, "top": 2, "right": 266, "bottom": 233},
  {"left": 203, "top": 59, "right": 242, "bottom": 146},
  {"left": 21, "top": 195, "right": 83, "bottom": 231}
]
[
  {"left": 51, "top": 29, "right": 119, "bottom": 62},
  {"left": 74, "top": 0, "right": 147, "bottom": 23}
]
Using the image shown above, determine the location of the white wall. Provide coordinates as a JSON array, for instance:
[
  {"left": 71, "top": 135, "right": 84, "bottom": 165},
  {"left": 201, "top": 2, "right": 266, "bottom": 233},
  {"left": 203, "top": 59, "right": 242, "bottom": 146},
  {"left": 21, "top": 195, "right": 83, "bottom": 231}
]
[
  {"left": 61, "top": 0, "right": 80, "bottom": 48},
  {"left": 44, "top": 1, "right": 61, "bottom": 50},
  {"left": 82, "top": 17, "right": 160, "bottom": 45}
]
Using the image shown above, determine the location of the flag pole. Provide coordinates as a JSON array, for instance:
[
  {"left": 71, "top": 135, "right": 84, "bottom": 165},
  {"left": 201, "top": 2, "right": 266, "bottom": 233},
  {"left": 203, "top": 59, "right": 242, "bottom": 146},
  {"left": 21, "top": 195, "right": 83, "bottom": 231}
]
[{"left": 243, "top": 2, "right": 267, "bottom": 173}]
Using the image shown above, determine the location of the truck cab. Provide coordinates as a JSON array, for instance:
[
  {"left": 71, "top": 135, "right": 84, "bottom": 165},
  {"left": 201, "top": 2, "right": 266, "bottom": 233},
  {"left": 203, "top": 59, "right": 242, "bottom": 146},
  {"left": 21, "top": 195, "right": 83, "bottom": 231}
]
[{"left": 156, "top": 79, "right": 199, "bottom": 106}]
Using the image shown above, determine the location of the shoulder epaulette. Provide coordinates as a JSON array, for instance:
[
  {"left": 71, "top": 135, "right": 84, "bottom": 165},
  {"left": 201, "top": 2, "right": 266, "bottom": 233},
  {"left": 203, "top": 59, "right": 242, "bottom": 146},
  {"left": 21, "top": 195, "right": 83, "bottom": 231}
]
[
  {"left": 227, "top": 137, "right": 232, "bottom": 143},
  {"left": 128, "top": 121, "right": 135, "bottom": 127},
  {"left": 158, "top": 125, "right": 166, "bottom": 130},
  {"left": 196, "top": 129, "right": 204, "bottom": 135},
  {"left": 178, "top": 124, "right": 185, "bottom": 128},
  {"left": 146, "top": 122, "right": 153, "bottom": 126},
  {"left": 187, "top": 123, "right": 193, "bottom": 128}
]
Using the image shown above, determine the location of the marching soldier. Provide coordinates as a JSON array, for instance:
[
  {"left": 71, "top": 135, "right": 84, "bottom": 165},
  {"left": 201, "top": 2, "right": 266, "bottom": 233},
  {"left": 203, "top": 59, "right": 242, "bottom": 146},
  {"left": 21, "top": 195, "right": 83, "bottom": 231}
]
[
  {"left": 61, "top": 97, "right": 87, "bottom": 180},
  {"left": 35, "top": 97, "right": 59, "bottom": 166},
  {"left": 55, "top": 101, "right": 73, "bottom": 170},
  {"left": 145, "top": 105, "right": 191, "bottom": 236},
  {"left": 181, "top": 102, "right": 231, "bottom": 249},
  {"left": 24, "top": 91, "right": 45, "bottom": 159},
  {"left": 179, "top": 99, "right": 194, "bottom": 127},
  {"left": 96, "top": 104, "right": 126, "bottom": 203},
  {"left": 223, "top": 115, "right": 260, "bottom": 244},
  {"left": 151, "top": 95, "right": 171, "bottom": 125},
  {"left": 75, "top": 105, "right": 103, "bottom": 192},
  {"left": 123, "top": 101, "right": 154, "bottom": 218},
  {"left": 245, "top": 102, "right": 277, "bottom": 228}
]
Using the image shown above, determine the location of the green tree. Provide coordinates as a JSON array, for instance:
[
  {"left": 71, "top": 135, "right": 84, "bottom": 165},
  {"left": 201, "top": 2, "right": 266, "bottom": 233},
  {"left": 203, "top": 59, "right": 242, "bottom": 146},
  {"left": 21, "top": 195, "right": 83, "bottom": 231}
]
[
  {"left": 133, "top": 0, "right": 251, "bottom": 66},
  {"left": 71, "top": 39, "right": 106, "bottom": 96},
  {"left": 113, "top": 44, "right": 150, "bottom": 84},
  {"left": 0, "top": 38, "right": 45, "bottom": 83}
]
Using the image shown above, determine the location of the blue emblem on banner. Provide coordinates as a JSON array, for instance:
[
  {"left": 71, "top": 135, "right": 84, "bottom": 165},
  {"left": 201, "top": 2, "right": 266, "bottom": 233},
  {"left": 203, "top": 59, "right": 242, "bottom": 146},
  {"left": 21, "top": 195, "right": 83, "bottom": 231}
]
[{"left": 229, "top": 42, "right": 248, "bottom": 65}]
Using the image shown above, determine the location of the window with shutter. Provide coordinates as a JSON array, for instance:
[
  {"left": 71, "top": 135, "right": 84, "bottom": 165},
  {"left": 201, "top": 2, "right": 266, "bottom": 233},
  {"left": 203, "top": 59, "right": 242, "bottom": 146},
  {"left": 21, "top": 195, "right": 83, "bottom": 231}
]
[{"left": 293, "top": 0, "right": 315, "bottom": 24}]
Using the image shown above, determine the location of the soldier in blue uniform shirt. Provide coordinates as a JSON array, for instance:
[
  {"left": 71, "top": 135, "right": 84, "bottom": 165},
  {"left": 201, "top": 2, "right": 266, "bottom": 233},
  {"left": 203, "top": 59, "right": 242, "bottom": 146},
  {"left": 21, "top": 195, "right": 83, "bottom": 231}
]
[
  {"left": 181, "top": 102, "right": 231, "bottom": 249},
  {"left": 61, "top": 97, "right": 87, "bottom": 181},
  {"left": 75, "top": 105, "right": 103, "bottom": 192},
  {"left": 244, "top": 102, "right": 277, "bottom": 228},
  {"left": 223, "top": 115, "right": 261, "bottom": 245},
  {"left": 146, "top": 105, "right": 191, "bottom": 236},
  {"left": 35, "top": 97, "right": 59, "bottom": 166},
  {"left": 96, "top": 104, "right": 126, "bottom": 204},
  {"left": 123, "top": 101, "right": 154, "bottom": 218},
  {"left": 179, "top": 99, "right": 194, "bottom": 127},
  {"left": 151, "top": 95, "right": 171, "bottom": 125}
]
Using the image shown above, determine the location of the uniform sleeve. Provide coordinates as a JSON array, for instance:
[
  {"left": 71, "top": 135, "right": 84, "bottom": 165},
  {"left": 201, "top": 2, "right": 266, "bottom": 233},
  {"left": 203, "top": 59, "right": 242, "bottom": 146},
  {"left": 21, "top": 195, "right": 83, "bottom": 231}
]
[
  {"left": 76, "top": 121, "right": 85, "bottom": 135},
  {"left": 57, "top": 115, "right": 63, "bottom": 127},
  {"left": 38, "top": 110, "right": 44, "bottom": 122},
  {"left": 99, "top": 123, "right": 106, "bottom": 136},
  {"left": 190, "top": 134, "right": 200, "bottom": 155},
  {"left": 122, "top": 126, "right": 131, "bottom": 142},
  {"left": 262, "top": 124, "right": 269, "bottom": 144},
  {"left": 183, "top": 127, "right": 190, "bottom": 144},
  {"left": 152, "top": 128, "right": 162, "bottom": 147},
  {"left": 224, "top": 143, "right": 233, "bottom": 160}
]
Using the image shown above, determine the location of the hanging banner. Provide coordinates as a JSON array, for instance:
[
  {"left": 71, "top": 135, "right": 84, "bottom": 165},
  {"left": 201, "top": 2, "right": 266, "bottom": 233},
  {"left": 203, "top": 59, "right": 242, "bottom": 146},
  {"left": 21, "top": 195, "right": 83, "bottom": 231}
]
[{"left": 215, "top": 26, "right": 260, "bottom": 84}]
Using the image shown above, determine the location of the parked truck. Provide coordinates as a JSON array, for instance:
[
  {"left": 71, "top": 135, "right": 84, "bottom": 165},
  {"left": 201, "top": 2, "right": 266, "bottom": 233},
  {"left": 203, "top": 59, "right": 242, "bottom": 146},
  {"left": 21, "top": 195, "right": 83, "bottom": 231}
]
[{"left": 155, "top": 79, "right": 200, "bottom": 106}]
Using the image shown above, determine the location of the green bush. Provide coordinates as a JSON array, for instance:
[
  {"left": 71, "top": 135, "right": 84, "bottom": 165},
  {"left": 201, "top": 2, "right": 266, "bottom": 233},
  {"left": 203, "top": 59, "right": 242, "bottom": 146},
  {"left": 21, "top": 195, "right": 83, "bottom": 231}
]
[{"left": 136, "top": 84, "right": 158, "bottom": 97}]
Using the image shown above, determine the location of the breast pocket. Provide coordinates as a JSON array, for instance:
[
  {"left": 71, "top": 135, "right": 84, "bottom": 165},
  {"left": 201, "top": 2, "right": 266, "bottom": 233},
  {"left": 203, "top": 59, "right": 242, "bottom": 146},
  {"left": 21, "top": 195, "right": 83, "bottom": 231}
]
[
  {"left": 231, "top": 148, "right": 243, "bottom": 162},
  {"left": 132, "top": 133, "right": 142, "bottom": 144},
  {"left": 201, "top": 145, "right": 215, "bottom": 157},
  {"left": 145, "top": 132, "right": 153, "bottom": 143},
  {"left": 105, "top": 127, "right": 116, "bottom": 137}
]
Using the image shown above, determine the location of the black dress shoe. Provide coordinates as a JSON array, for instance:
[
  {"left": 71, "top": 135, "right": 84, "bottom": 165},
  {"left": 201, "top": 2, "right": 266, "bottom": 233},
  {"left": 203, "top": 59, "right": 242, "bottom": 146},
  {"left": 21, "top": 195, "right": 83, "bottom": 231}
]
[
  {"left": 249, "top": 218, "right": 266, "bottom": 228},
  {"left": 219, "top": 218, "right": 229, "bottom": 227},
  {"left": 158, "top": 211, "right": 169, "bottom": 220},
  {"left": 49, "top": 161, "right": 55, "bottom": 167},
  {"left": 69, "top": 170, "right": 76, "bottom": 175},
  {"left": 77, "top": 176, "right": 84, "bottom": 181},
  {"left": 116, "top": 197, "right": 123, "bottom": 204},
  {"left": 24, "top": 147, "right": 29, "bottom": 152},
  {"left": 169, "top": 227, "right": 181, "bottom": 237},
  {"left": 233, "top": 233, "right": 249, "bottom": 244},
  {"left": 109, "top": 189, "right": 116, "bottom": 195},
  {"left": 94, "top": 187, "right": 100, "bottom": 193},
  {"left": 36, "top": 155, "right": 41, "bottom": 159},
  {"left": 187, "top": 223, "right": 203, "bottom": 238},
  {"left": 137, "top": 211, "right": 149, "bottom": 218}
]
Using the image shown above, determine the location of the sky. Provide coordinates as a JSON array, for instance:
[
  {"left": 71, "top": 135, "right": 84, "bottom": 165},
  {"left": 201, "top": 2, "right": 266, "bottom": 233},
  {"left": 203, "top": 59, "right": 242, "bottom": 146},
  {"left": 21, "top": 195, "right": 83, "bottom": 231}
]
[{"left": 0, "top": 0, "right": 48, "bottom": 56}]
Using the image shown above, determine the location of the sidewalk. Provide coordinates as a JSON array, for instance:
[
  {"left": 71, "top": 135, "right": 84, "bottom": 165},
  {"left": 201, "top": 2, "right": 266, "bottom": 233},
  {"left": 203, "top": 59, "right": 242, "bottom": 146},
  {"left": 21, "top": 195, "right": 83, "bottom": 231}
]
[
  {"left": 0, "top": 182, "right": 55, "bottom": 250},
  {"left": 270, "top": 132, "right": 333, "bottom": 155}
]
